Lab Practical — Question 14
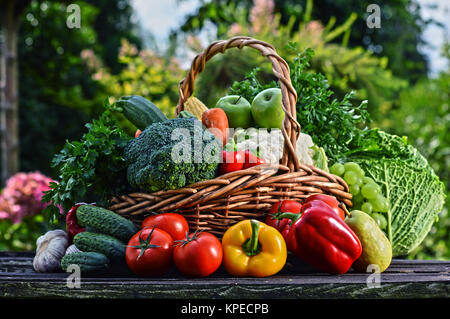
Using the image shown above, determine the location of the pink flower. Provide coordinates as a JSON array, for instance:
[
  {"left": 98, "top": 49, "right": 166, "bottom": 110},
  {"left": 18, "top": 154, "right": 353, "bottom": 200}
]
[
  {"left": 228, "top": 23, "right": 243, "bottom": 36},
  {"left": 250, "top": 0, "right": 275, "bottom": 34},
  {"left": 186, "top": 35, "right": 204, "bottom": 53},
  {"left": 306, "top": 20, "right": 324, "bottom": 35},
  {"left": 0, "top": 171, "right": 61, "bottom": 223}
]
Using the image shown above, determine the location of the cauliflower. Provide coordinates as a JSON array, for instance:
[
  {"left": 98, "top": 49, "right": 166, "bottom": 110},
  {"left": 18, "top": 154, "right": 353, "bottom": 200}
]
[{"left": 228, "top": 128, "right": 327, "bottom": 170}]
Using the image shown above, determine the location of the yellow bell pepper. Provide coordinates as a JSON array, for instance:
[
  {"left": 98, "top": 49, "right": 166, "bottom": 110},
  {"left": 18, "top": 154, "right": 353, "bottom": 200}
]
[{"left": 222, "top": 219, "right": 287, "bottom": 277}]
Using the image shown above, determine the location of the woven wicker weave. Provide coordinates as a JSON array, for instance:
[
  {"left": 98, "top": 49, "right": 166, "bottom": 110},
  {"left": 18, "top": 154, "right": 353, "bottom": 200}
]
[{"left": 109, "top": 36, "right": 352, "bottom": 236}]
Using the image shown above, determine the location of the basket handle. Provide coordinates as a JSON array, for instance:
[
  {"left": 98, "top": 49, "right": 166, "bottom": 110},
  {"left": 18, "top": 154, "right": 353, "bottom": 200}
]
[{"left": 175, "top": 36, "right": 301, "bottom": 172}]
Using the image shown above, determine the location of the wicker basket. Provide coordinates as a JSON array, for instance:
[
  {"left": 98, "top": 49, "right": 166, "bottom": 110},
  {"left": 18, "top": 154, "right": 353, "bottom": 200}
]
[{"left": 109, "top": 36, "right": 352, "bottom": 237}]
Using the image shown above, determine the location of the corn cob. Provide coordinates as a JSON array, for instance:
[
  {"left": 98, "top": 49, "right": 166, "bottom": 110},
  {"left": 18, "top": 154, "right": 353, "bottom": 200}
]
[{"left": 183, "top": 96, "right": 208, "bottom": 120}]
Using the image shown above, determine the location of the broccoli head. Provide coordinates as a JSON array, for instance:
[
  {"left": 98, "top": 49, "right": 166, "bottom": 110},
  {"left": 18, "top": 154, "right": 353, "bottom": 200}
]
[{"left": 124, "top": 118, "right": 221, "bottom": 192}]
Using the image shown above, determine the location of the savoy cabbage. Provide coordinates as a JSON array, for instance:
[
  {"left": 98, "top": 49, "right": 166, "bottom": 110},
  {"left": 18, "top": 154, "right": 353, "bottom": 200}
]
[{"left": 343, "top": 130, "right": 446, "bottom": 257}]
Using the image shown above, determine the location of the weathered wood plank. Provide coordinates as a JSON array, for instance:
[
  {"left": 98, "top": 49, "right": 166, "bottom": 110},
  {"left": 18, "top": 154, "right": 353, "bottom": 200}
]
[{"left": 1, "top": 279, "right": 449, "bottom": 299}]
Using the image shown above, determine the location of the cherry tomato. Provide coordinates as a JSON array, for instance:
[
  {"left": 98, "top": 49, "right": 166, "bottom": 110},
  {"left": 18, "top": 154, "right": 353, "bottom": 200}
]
[
  {"left": 243, "top": 150, "right": 266, "bottom": 169},
  {"left": 173, "top": 231, "right": 223, "bottom": 277},
  {"left": 304, "top": 194, "right": 346, "bottom": 220},
  {"left": 126, "top": 227, "right": 174, "bottom": 276},
  {"left": 141, "top": 213, "right": 189, "bottom": 241}
]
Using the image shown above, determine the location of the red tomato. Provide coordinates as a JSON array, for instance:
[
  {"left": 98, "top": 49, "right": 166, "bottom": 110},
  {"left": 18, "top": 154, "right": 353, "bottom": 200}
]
[
  {"left": 173, "top": 231, "right": 223, "bottom": 277},
  {"left": 126, "top": 227, "right": 174, "bottom": 276},
  {"left": 265, "top": 200, "right": 302, "bottom": 235},
  {"left": 141, "top": 213, "right": 189, "bottom": 241},
  {"left": 243, "top": 150, "right": 266, "bottom": 169},
  {"left": 304, "top": 194, "right": 346, "bottom": 220}
]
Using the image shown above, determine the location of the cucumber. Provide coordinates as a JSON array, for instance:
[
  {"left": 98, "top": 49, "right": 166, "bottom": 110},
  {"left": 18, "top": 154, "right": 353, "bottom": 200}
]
[
  {"left": 76, "top": 205, "right": 138, "bottom": 242},
  {"left": 61, "top": 251, "right": 109, "bottom": 273},
  {"left": 74, "top": 232, "right": 126, "bottom": 260},
  {"left": 85, "top": 225, "right": 99, "bottom": 233},
  {"left": 116, "top": 95, "right": 168, "bottom": 130}
]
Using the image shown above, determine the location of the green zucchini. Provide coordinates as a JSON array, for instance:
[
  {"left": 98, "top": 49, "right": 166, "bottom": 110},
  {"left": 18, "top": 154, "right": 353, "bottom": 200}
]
[
  {"left": 76, "top": 205, "right": 138, "bottom": 242},
  {"left": 116, "top": 95, "right": 168, "bottom": 130},
  {"left": 73, "top": 232, "right": 126, "bottom": 260},
  {"left": 61, "top": 251, "right": 109, "bottom": 273}
]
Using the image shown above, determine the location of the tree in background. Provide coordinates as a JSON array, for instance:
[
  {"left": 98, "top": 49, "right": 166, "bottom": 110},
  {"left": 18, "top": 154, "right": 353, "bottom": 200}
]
[
  {"left": 0, "top": 0, "right": 32, "bottom": 186},
  {"left": 177, "top": 0, "right": 406, "bottom": 122},
  {"left": 84, "top": 0, "right": 142, "bottom": 74},
  {"left": 82, "top": 38, "right": 185, "bottom": 120},
  {"left": 388, "top": 43, "right": 449, "bottom": 259},
  {"left": 293, "top": 0, "right": 432, "bottom": 82},
  {"left": 177, "top": 0, "right": 433, "bottom": 82},
  {"left": 16, "top": 0, "right": 141, "bottom": 177},
  {"left": 0, "top": 0, "right": 141, "bottom": 251}
]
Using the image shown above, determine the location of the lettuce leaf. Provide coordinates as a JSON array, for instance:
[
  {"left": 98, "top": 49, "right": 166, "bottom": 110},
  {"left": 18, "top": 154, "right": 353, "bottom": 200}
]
[{"left": 343, "top": 130, "right": 446, "bottom": 256}]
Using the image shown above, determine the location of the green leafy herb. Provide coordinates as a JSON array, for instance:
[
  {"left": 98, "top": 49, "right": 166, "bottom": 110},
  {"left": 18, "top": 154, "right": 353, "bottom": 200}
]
[
  {"left": 230, "top": 67, "right": 276, "bottom": 103},
  {"left": 42, "top": 100, "right": 133, "bottom": 222}
]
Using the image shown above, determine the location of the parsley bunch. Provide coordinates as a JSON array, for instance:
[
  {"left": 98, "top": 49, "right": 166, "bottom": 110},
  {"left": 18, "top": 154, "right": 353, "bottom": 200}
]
[
  {"left": 230, "top": 47, "right": 371, "bottom": 161},
  {"left": 42, "top": 102, "right": 133, "bottom": 222}
]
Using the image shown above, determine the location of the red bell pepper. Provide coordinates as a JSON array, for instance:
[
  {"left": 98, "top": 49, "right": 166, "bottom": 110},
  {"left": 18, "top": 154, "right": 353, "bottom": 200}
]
[
  {"left": 219, "top": 149, "right": 266, "bottom": 175},
  {"left": 243, "top": 150, "right": 266, "bottom": 169},
  {"left": 267, "top": 199, "right": 348, "bottom": 253},
  {"left": 304, "top": 194, "right": 346, "bottom": 220},
  {"left": 219, "top": 150, "right": 245, "bottom": 175},
  {"left": 285, "top": 204, "right": 362, "bottom": 274}
]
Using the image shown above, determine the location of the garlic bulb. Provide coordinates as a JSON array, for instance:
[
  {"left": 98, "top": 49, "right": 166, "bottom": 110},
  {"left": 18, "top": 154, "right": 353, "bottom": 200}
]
[
  {"left": 65, "top": 244, "right": 81, "bottom": 255},
  {"left": 33, "top": 229, "right": 69, "bottom": 272}
]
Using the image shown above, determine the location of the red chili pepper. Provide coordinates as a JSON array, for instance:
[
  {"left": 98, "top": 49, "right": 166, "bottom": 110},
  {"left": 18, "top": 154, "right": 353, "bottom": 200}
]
[
  {"left": 65, "top": 203, "right": 87, "bottom": 244},
  {"left": 219, "top": 150, "right": 245, "bottom": 175},
  {"left": 280, "top": 204, "right": 362, "bottom": 274},
  {"left": 243, "top": 150, "right": 266, "bottom": 169},
  {"left": 135, "top": 129, "right": 142, "bottom": 138},
  {"left": 304, "top": 194, "right": 346, "bottom": 220}
]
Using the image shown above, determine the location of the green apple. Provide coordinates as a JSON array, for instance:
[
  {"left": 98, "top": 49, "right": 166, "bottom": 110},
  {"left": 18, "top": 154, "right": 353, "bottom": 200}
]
[
  {"left": 215, "top": 95, "right": 253, "bottom": 129},
  {"left": 251, "top": 88, "right": 284, "bottom": 129}
]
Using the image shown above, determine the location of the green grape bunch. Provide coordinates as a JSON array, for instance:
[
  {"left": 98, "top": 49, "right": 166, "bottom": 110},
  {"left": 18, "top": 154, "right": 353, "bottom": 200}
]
[{"left": 330, "top": 162, "right": 390, "bottom": 231}]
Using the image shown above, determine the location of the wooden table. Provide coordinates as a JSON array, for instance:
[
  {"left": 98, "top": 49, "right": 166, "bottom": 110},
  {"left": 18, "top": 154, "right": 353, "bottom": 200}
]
[{"left": 1, "top": 251, "right": 449, "bottom": 299}]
